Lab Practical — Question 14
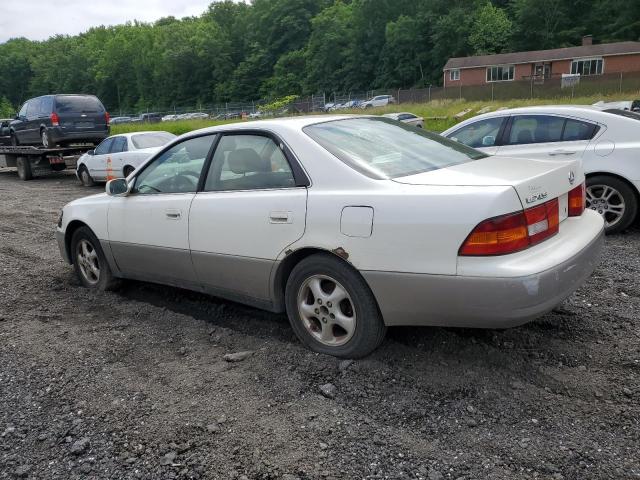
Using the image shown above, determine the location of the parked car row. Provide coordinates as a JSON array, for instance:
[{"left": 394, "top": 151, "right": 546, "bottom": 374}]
[{"left": 323, "top": 95, "right": 397, "bottom": 112}]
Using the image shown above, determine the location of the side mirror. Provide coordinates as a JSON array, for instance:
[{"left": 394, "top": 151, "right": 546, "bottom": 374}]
[
  {"left": 482, "top": 135, "right": 496, "bottom": 146},
  {"left": 106, "top": 178, "right": 130, "bottom": 196},
  {"left": 86, "top": 149, "right": 95, "bottom": 156}
]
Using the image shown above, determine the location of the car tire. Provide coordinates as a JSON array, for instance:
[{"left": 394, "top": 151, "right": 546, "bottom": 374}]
[
  {"left": 285, "top": 253, "right": 386, "bottom": 358},
  {"left": 123, "top": 165, "right": 135, "bottom": 177},
  {"left": 586, "top": 175, "right": 638, "bottom": 234},
  {"left": 78, "top": 166, "right": 96, "bottom": 187},
  {"left": 16, "top": 157, "right": 33, "bottom": 181},
  {"left": 70, "top": 226, "right": 119, "bottom": 291}
]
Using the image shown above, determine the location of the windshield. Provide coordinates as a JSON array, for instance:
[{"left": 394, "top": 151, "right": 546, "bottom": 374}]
[
  {"left": 304, "top": 117, "right": 487, "bottom": 179},
  {"left": 55, "top": 95, "right": 104, "bottom": 113},
  {"left": 131, "top": 132, "right": 176, "bottom": 149}
]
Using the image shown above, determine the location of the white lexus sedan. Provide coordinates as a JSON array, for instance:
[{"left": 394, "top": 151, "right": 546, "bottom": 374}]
[
  {"left": 76, "top": 131, "right": 176, "bottom": 186},
  {"left": 57, "top": 116, "right": 604, "bottom": 358},
  {"left": 442, "top": 106, "right": 640, "bottom": 233}
]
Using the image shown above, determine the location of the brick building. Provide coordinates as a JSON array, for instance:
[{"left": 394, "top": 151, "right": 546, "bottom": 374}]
[{"left": 443, "top": 36, "right": 640, "bottom": 87}]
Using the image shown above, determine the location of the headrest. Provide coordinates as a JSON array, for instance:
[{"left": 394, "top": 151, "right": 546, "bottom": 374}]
[
  {"left": 517, "top": 130, "right": 532, "bottom": 144},
  {"left": 184, "top": 138, "right": 212, "bottom": 160},
  {"left": 228, "top": 148, "right": 268, "bottom": 174}
]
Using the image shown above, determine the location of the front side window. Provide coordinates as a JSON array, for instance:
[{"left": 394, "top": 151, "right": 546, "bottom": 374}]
[
  {"left": 507, "top": 115, "right": 565, "bottom": 145},
  {"left": 487, "top": 65, "right": 515, "bottom": 82},
  {"left": 204, "top": 134, "right": 296, "bottom": 191},
  {"left": 571, "top": 58, "right": 603, "bottom": 76},
  {"left": 305, "top": 118, "right": 486, "bottom": 179},
  {"left": 94, "top": 137, "right": 114, "bottom": 155},
  {"left": 134, "top": 135, "right": 215, "bottom": 195},
  {"left": 450, "top": 69, "right": 460, "bottom": 81},
  {"left": 18, "top": 103, "right": 27, "bottom": 118},
  {"left": 448, "top": 117, "right": 505, "bottom": 148}
]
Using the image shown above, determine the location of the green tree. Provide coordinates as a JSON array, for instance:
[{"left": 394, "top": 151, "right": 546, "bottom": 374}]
[
  {"left": 469, "top": 2, "right": 512, "bottom": 54},
  {"left": 0, "top": 97, "right": 14, "bottom": 117}
]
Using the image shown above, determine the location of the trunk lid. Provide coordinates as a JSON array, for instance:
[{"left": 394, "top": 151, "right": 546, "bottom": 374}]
[{"left": 393, "top": 155, "right": 582, "bottom": 212}]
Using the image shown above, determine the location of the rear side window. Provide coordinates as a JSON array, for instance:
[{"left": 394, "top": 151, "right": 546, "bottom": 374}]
[
  {"left": 55, "top": 96, "right": 105, "bottom": 113},
  {"left": 39, "top": 97, "right": 53, "bottom": 115},
  {"left": 305, "top": 118, "right": 486, "bottom": 179},
  {"left": 563, "top": 119, "right": 598, "bottom": 141},
  {"left": 448, "top": 117, "right": 504, "bottom": 148},
  {"left": 507, "top": 115, "right": 564, "bottom": 145},
  {"left": 204, "top": 135, "right": 296, "bottom": 191},
  {"left": 111, "top": 136, "right": 128, "bottom": 153}
]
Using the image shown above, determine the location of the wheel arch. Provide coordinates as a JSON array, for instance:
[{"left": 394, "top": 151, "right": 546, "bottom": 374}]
[
  {"left": 586, "top": 171, "right": 640, "bottom": 199},
  {"left": 64, "top": 220, "right": 93, "bottom": 264},
  {"left": 270, "top": 246, "right": 371, "bottom": 313}
]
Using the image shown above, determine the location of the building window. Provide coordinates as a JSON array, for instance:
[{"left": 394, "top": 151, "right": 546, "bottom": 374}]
[
  {"left": 450, "top": 69, "right": 460, "bottom": 81},
  {"left": 571, "top": 58, "right": 603, "bottom": 76},
  {"left": 486, "top": 65, "right": 515, "bottom": 82}
]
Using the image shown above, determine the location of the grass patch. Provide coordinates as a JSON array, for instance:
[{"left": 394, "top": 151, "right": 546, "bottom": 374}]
[{"left": 112, "top": 91, "right": 639, "bottom": 136}]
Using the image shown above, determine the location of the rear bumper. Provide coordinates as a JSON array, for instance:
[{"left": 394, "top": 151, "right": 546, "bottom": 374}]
[
  {"left": 49, "top": 127, "right": 109, "bottom": 144},
  {"left": 363, "top": 214, "right": 605, "bottom": 328}
]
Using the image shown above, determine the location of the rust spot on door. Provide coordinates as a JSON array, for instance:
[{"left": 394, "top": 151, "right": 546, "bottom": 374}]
[{"left": 332, "top": 247, "right": 349, "bottom": 260}]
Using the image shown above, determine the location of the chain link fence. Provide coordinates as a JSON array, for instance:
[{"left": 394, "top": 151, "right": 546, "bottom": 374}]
[{"left": 114, "top": 71, "right": 640, "bottom": 121}]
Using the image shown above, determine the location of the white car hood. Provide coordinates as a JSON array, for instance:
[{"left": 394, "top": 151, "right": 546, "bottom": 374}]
[{"left": 393, "top": 155, "right": 582, "bottom": 208}]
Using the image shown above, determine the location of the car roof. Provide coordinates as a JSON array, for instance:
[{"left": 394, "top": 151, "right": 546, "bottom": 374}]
[
  {"left": 113, "top": 131, "right": 176, "bottom": 139},
  {"left": 183, "top": 114, "right": 366, "bottom": 137}
]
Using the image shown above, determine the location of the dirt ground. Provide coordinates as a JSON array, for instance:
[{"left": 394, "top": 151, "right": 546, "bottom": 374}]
[{"left": 0, "top": 169, "right": 638, "bottom": 480}]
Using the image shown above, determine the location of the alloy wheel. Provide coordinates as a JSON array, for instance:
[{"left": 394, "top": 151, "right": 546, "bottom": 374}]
[
  {"left": 586, "top": 184, "right": 625, "bottom": 228},
  {"left": 41, "top": 130, "right": 49, "bottom": 148},
  {"left": 297, "top": 275, "right": 356, "bottom": 346},
  {"left": 76, "top": 239, "right": 100, "bottom": 285}
]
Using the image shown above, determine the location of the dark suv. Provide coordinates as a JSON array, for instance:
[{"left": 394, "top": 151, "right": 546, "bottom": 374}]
[{"left": 10, "top": 94, "right": 110, "bottom": 148}]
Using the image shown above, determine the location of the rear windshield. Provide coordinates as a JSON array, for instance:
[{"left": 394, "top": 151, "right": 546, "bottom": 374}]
[
  {"left": 131, "top": 132, "right": 176, "bottom": 149},
  {"left": 55, "top": 95, "right": 104, "bottom": 113},
  {"left": 304, "top": 117, "right": 486, "bottom": 179},
  {"left": 604, "top": 109, "right": 640, "bottom": 121}
]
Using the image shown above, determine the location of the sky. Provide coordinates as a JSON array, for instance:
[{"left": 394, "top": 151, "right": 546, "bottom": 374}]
[{"left": 0, "top": 0, "right": 227, "bottom": 43}]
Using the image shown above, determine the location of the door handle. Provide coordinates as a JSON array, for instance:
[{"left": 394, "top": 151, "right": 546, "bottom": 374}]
[
  {"left": 548, "top": 150, "right": 576, "bottom": 156},
  {"left": 269, "top": 211, "right": 292, "bottom": 224},
  {"left": 165, "top": 209, "right": 182, "bottom": 220}
]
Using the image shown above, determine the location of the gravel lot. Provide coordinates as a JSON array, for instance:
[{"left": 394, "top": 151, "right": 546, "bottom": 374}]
[{"left": 0, "top": 169, "right": 639, "bottom": 480}]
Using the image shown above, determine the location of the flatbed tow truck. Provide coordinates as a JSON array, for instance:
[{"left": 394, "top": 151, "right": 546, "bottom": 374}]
[{"left": 0, "top": 145, "right": 91, "bottom": 181}]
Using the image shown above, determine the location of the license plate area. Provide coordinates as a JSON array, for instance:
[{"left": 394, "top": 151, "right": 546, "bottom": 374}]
[
  {"left": 48, "top": 156, "right": 65, "bottom": 165},
  {"left": 75, "top": 122, "right": 94, "bottom": 128}
]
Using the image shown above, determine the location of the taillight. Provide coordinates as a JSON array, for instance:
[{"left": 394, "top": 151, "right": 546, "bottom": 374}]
[
  {"left": 105, "top": 112, "right": 110, "bottom": 125},
  {"left": 50, "top": 113, "right": 60, "bottom": 126},
  {"left": 568, "top": 182, "right": 585, "bottom": 217},
  {"left": 460, "top": 198, "right": 560, "bottom": 256}
]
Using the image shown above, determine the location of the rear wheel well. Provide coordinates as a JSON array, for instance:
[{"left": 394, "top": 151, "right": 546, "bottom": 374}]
[
  {"left": 64, "top": 220, "right": 92, "bottom": 264},
  {"left": 586, "top": 172, "right": 640, "bottom": 200},
  {"left": 272, "top": 247, "right": 353, "bottom": 312}
]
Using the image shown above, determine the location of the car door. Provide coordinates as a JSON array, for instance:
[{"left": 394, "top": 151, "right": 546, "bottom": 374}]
[
  {"left": 444, "top": 116, "right": 506, "bottom": 155},
  {"left": 189, "top": 132, "right": 309, "bottom": 302},
  {"left": 88, "top": 137, "right": 114, "bottom": 180},
  {"left": 109, "top": 136, "right": 129, "bottom": 176},
  {"left": 107, "top": 134, "right": 217, "bottom": 288},
  {"left": 496, "top": 115, "right": 596, "bottom": 160},
  {"left": 24, "top": 99, "right": 41, "bottom": 143}
]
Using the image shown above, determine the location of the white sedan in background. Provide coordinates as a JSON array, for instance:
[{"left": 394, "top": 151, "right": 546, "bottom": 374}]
[
  {"left": 442, "top": 106, "right": 640, "bottom": 233},
  {"left": 383, "top": 112, "right": 424, "bottom": 128},
  {"left": 57, "top": 116, "right": 603, "bottom": 358},
  {"left": 76, "top": 131, "right": 176, "bottom": 186}
]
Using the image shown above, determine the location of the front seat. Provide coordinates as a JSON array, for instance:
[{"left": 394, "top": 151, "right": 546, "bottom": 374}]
[{"left": 516, "top": 130, "right": 533, "bottom": 144}]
